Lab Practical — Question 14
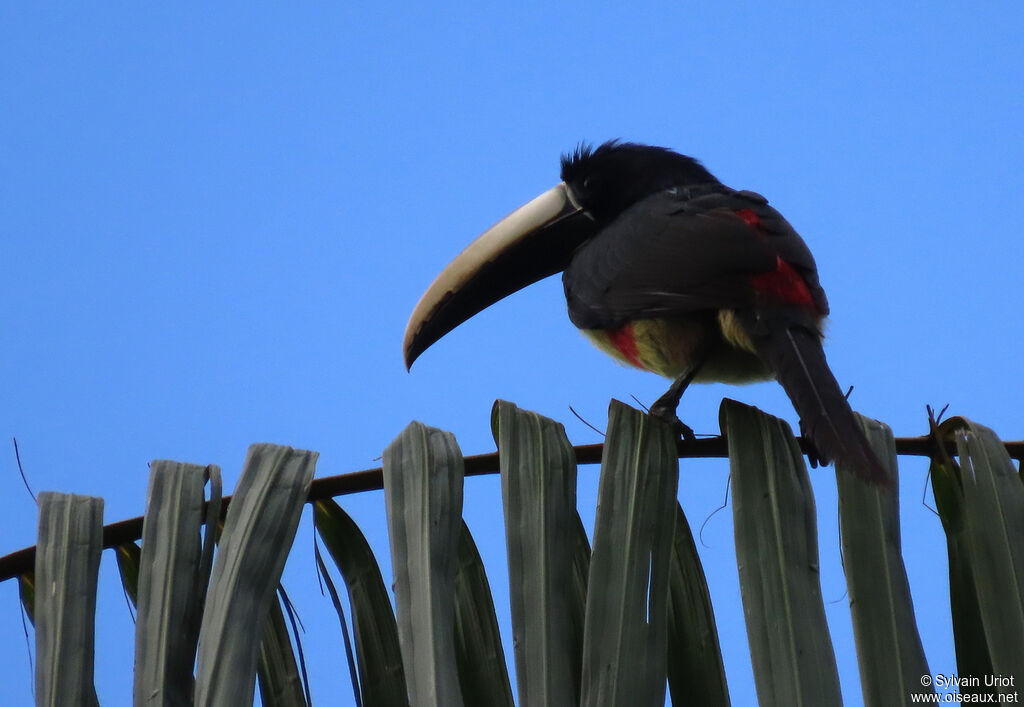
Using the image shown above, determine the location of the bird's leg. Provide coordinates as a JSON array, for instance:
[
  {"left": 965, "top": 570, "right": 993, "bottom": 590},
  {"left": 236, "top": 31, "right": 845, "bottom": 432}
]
[{"left": 649, "top": 365, "right": 702, "bottom": 441}]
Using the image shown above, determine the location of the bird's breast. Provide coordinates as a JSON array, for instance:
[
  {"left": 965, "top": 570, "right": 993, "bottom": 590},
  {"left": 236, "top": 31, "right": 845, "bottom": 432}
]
[{"left": 582, "top": 315, "right": 770, "bottom": 383}]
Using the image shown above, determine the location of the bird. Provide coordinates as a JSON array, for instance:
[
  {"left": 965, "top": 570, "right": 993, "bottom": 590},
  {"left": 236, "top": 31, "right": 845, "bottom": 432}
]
[{"left": 403, "top": 140, "right": 888, "bottom": 485}]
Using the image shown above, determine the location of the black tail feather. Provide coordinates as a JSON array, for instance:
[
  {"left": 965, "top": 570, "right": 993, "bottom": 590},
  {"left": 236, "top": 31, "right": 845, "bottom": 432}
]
[{"left": 755, "top": 325, "right": 890, "bottom": 486}]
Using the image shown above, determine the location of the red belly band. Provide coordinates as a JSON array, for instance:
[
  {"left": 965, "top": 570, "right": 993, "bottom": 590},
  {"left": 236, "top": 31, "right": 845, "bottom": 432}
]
[{"left": 607, "top": 323, "right": 644, "bottom": 369}]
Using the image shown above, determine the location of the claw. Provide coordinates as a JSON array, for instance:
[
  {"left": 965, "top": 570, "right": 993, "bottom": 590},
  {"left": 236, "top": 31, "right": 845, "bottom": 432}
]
[
  {"left": 649, "top": 366, "right": 704, "bottom": 442},
  {"left": 649, "top": 404, "right": 696, "bottom": 441},
  {"left": 799, "top": 419, "right": 825, "bottom": 468}
]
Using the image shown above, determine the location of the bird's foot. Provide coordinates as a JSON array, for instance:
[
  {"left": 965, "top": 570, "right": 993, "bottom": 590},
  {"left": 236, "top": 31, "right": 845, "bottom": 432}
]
[
  {"left": 649, "top": 403, "right": 697, "bottom": 442},
  {"left": 648, "top": 367, "right": 702, "bottom": 441},
  {"left": 799, "top": 420, "right": 827, "bottom": 468}
]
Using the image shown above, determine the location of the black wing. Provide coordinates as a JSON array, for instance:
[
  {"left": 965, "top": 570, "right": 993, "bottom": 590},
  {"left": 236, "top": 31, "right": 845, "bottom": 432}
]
[{"left": 562, "top": 188, "right": 827, "bottom": 329}]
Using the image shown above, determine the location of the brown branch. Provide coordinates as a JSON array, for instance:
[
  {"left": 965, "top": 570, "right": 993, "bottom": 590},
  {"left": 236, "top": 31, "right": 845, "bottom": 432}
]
[{"left": 2, "top": 435, "right": 1021, "bottom": 583}]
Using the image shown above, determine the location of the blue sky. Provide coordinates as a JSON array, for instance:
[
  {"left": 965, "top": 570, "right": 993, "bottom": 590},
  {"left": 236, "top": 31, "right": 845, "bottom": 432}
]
[{"left": 2, "top": 3, "right": 1021, "bottom": 704}]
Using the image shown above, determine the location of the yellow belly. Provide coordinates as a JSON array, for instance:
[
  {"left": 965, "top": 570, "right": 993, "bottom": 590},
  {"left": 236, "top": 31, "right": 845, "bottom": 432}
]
[{"left": 582, "top": 312, "right": 772, "bottom": 384}]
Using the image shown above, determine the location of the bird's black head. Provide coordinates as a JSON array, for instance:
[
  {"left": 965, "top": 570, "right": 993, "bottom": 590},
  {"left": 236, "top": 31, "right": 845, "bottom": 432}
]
[
  {"left": 404, "top": 140, "right": 721, "bottom": 367},
  {"left": 560, "top": 140, "right": 719, "bottom": 223}
]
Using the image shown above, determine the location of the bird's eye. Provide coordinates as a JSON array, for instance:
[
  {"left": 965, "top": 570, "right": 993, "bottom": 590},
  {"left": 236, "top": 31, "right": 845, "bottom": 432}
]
[
  {"left": 582, "top": 177, "right": 593, "bottom": 190},
  {"left": 666, "top": 186, "right": 678, "bottom": 195}
]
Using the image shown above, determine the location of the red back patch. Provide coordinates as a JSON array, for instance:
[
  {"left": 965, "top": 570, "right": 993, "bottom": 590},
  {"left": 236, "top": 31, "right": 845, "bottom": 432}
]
[{"left": 749, "top": 256, "right": 817, "bottom": 309}]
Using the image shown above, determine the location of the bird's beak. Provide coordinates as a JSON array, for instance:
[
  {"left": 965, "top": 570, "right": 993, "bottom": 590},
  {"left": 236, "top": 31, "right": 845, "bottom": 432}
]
[{"left": 403, "top": 182, "right": 594, "bottom": 369}]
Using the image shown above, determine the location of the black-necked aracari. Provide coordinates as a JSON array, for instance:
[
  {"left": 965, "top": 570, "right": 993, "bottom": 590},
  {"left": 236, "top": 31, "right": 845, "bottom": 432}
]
[{"left": 403, "top": 141, "right": 888, "bottom": 485}]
